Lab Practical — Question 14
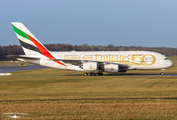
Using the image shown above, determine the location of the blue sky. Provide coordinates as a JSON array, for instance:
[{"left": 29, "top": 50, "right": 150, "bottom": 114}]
[{"left": 0, "top": 0, "right": 177, "bottom": 47}]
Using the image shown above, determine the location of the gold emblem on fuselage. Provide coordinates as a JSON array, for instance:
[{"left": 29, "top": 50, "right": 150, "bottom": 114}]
[
  {"left": 89, "top": 64, "right": 93, "bottom": 69},
  {"left": 110, "top": 66, "right": 114, "bottom": 71}
]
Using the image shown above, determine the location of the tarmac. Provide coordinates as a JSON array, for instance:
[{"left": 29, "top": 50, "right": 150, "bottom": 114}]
[
  {"left": 1, "top": 97, "right": 177, "bottom": 103},
  {"left": 0, "top": 63, "right": 177, "bottom": 76},
  {"left": 0, "top": 63, "right": 47, "bottom": 73}
]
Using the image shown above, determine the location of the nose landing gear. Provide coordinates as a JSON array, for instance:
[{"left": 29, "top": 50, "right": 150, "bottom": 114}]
[
  {"left": 160, "top": 72, "right": 164, "bottom": 76},
  {"left": 160, "top": 69, "right": 165, "bottom": 76}
]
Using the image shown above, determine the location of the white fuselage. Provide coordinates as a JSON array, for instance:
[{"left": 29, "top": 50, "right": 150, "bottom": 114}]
[{"left": 27, "top": 51, "right": 173, "bottom": 72}]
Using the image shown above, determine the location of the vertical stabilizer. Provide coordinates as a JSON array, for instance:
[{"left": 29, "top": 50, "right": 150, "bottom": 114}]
[
  {"left": 11, "top": 22, "right": 66, "bottom": 66},
  {"left": 11, "top": 22, "right": 51, "bottom": 56}
]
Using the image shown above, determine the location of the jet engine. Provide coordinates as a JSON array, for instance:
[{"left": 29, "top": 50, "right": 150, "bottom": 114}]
[
  {"left": 104, "top": 64, "right": 119, "bottom": 73},
  {"left": 82, "top": 62, "right": 98, "bottom": 71}
]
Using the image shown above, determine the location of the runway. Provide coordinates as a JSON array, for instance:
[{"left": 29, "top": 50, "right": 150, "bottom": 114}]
[
  {"left": 105, "top": 74, "right": 177, "bottom": 76},
  {"left": 1, "top": 74, "right": 177, "bottom": 77},
  {"left": 0, "top": 64, "right": 177, "bottom": 76},
  {"left": 0, "top": 97, "right": 177, "bottom": 103},
  {"left": 0, "top": 64, "right": 47, "bottom": 73}
]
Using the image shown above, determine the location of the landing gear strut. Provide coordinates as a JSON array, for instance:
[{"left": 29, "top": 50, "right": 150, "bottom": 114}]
[{"left": 84, "top": 72, "right": 103, "bottom": 76}]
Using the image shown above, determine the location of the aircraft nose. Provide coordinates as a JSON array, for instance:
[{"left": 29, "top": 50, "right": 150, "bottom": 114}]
[
  {"left": 164, "top": 60, "right": 173, "bottom": 68},
  {"left": 169, "top": 60, "right": 173, "bottom": 68}
]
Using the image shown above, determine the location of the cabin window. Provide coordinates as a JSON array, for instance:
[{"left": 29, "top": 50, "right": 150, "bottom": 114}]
[{"left": 164, "top": 58, "right": 169, "bottom": 60}]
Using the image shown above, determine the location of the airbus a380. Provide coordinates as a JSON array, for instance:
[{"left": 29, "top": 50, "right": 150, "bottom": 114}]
[{"left": 9, "top": 22, "right": 173, "bottom": 76}]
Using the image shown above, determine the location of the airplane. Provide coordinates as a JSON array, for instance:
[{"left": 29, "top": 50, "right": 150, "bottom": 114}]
[
  {"left": 9, "top": 114, "right": 21, "bottom": 119},
  {"left": 2, "top": 113, "right": 28, "bottom": 119},
  {"left": 8, "top": 22, "right": 173, "bottom": 76}
]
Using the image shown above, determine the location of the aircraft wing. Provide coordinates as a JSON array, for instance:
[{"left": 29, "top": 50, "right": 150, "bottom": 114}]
[
  {"left": 6, "top": 55, "right": 130, "bottom": 71},
  {"left": 51, "top": 59, "right": 130, "bottom": 70}
]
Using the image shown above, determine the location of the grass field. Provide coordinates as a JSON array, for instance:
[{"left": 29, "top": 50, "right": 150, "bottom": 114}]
[{"left": 0, "top": 59, "right": 177, "bottom": 119}]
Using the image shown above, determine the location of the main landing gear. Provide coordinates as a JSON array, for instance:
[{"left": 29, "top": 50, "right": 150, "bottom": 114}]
[
  {"left": 84, "top": 72, "right": 103, "bottom": 76},
  {"left": 160, "top": 69, "right": 165, "bottom": 76}
]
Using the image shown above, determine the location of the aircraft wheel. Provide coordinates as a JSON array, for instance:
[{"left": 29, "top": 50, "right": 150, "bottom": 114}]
[
  {"left": 90, "top": 72, "right": 95, "bottom": 76},
  {"left": 87, "top": 73, "right": 91, "bottom": 76},
  {"left": 84, "top": 73, "right": 88, "bottom": 76},
  {"left": 100, "top": 73, "right": 103, "bottom": 76},
  {"left": 160, "top": 72, "right": 164, "bottom": 76}
]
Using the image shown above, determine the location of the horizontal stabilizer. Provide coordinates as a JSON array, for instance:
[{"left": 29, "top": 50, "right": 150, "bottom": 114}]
[{"left": 6, "top": 55, "right": 41, "bottom": 60}]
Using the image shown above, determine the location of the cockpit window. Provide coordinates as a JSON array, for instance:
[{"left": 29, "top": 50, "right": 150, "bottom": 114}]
[{"left": 164, "top": 58, "right": 169, "bottom": 60}]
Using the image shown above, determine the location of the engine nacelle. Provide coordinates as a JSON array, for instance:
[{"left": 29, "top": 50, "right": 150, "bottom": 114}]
[
  {"left": 104, "top": 64, "right": 119, "bottom": 73},
  {"left": 83, "top": 62, "right": 98, "bottom": 71}
]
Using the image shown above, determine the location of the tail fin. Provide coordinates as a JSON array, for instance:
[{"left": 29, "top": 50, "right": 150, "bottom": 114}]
[
  {"left": 11, "top": 22, "right": 52, "bottom": 58},
  {"left": 11, "top": 22, "right": 66, "bottom": 66}
]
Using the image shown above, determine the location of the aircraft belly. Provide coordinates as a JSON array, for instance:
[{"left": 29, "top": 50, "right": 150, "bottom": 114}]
[
  {"left": 67, "top": 65, "right": 83, "bottom": 71},
  {"left": 136, "top": 66, "right": 154, "bottom": 70},
  {"left": 136, "top": 64, "right": 163, "bottom": 70}
]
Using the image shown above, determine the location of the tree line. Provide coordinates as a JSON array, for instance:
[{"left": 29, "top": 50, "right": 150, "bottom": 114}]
[{"left": 0, "top": 44, "right": 177, "bottom": 60}]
